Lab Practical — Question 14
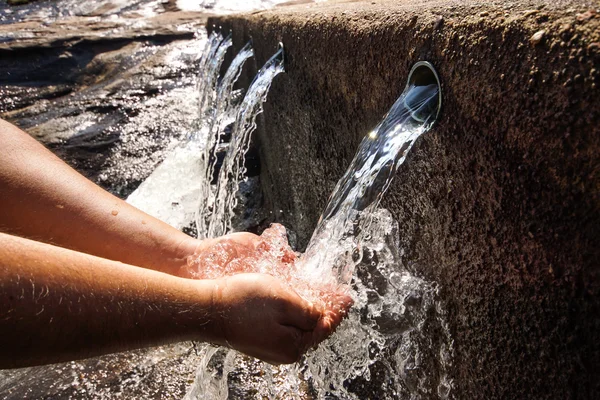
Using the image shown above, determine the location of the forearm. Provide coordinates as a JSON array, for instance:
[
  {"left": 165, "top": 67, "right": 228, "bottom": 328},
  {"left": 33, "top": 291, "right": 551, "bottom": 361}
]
[
  {"left": 0, "top": 232, "right": 220, "bottom": 369},
  {"left": 0, "top": 119, "right": 197, "bottom": 275}
]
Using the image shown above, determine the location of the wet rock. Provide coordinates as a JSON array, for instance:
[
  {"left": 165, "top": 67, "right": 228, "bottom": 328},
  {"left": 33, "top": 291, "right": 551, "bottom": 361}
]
[
  {"left": 0, "top": 6, "right": 208, "bottom": 197},
  {"left": 0, "top": 343, "right": 204, "bottom": 399},
  {"left": 6, "top": 0, "right": 37, "bottom": 4},
  {"left": 576, "top": 9, "right": 596, "bottom": 22},
  {"left": 523, "top": 9, "right": 539, "bottom": 17}
]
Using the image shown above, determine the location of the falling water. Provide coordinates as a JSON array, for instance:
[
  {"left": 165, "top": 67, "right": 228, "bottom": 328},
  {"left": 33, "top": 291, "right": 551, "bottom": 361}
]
[
  {"left": 203, "top": 44, "right": 285, "bottom": 238},
  {"left": 300, "top": 63, "right": 441, "bottom": 289},
  {"left": 196, "top": 32, "right": 233, "bottom": 136},
  {"left": 127, "top": 33, "right": 258, "bottom": 233},
  {"left": 126, "top": 31, "right": 239, "bottom": 230},
  {"left": 183, "top": 57, "right": 454, "bottom": 399},
  {"left": 196, "top": 40, "right": 255, "bottom": 238}
]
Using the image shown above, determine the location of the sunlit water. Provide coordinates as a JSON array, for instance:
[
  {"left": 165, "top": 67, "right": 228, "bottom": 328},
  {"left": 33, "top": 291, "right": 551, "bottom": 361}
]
[
  {"left": 176, "top": 0, "right": 290, "bottom": 14},
  {"left": 178, "top": 41, "right": 454, "bottom": 399},
  {"left": 0, "top": 0, "right": 290, "bottom": 25},
  {"left": 0, "top": 0, "right": 165, "bottom": 25}
]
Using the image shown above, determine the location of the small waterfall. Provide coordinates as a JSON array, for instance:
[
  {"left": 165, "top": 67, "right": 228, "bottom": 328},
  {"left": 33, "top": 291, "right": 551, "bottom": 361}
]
[
  {"left": 197, "top": 40, "right": 255, "bottom": 239},
  {"left": 203, "top": 44, "right": 285, "bottom": 238},
  {"left": 183, "top": 40, "right": 289, "bottom": 400},
  {"left": 126, "top": 33, "right": 260, "bottom": 235},
  {"left": 196, "top": 32, "right": 233, "bottom": 139},
  {"left": 125, "top": 31, "right": 236, "bottom": 230}
]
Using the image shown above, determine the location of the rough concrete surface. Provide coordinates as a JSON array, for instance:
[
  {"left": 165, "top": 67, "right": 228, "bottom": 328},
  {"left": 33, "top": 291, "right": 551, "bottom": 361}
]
[{"left": 211, "top": 0, "right": 599, "bottom": 398}]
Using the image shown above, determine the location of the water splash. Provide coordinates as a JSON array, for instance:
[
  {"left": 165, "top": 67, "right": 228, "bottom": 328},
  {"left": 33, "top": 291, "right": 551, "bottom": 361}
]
[
  {"left": 185, "top": 210, "right": 454, "bottom": 400},
  {"left": 299, "top": 210, "right": 454, "bottom": 400},
  {"left": 184, "top": 61, "right": 453, "bottom": 399}
]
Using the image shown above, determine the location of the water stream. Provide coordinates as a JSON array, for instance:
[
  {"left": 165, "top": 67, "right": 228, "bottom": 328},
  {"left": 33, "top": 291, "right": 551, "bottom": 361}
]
[
  {"left": 178, "top": 43, "right": 454, "bottom": 399},
  {"left": 203, "top": 44, "right": 284, "bottom": 239}
]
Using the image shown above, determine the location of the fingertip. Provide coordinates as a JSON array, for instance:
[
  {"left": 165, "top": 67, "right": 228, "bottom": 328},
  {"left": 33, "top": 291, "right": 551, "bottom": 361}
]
[
  {"left": 342, "top": 294, "right": 354, "bottom": 307},
  {"left": 306, "top": 300, "right": 323, "bottom": 324},
  {"left": 281, "top": 296, "right": 323, "bottom": 331}
]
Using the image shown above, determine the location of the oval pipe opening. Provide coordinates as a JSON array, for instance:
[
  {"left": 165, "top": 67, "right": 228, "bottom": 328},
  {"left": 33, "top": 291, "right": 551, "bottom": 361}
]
[{"left": 404, "top": 61, "right": 442, "bottom": 126}]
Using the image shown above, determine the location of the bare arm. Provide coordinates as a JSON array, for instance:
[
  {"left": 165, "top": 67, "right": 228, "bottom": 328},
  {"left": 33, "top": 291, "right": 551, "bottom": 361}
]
[
  {"left": 0, "top": 119, "right": 197, "bottom": 276},
  {"left": 0, "top": 233, "right": 325, "bottom": 368},
  {"left": 0, "top": 119, "right": 350, "bottom": 367}
]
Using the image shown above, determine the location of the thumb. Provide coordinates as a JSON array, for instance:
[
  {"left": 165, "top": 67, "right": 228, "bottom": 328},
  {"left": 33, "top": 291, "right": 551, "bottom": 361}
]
[{"left": 281, "top": 294, "right": 323, "bottom": 331}]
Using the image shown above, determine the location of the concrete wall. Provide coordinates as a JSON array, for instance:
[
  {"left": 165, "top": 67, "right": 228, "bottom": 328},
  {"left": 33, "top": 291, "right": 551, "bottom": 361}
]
[{"left": 210, "top": 0, "right": 599, "bottom": 398}]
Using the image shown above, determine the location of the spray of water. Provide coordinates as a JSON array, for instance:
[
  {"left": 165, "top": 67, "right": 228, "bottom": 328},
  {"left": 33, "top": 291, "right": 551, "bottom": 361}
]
[{"left": 184, "top": 57, "right": 454, "bottom": 399}]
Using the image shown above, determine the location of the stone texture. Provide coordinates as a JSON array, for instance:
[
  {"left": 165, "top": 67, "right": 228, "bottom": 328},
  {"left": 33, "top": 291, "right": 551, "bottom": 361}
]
[
  {"left": 0, "top": 5, "right": 208, "bottom": 197},
  {"left": 210, "top": 0, "right": 600, "bottom": 398}
]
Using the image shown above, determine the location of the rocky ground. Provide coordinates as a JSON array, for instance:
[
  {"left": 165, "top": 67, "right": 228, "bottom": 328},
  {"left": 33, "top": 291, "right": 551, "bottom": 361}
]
[{"left": 0, "top": 0, "right": 208, "bottom": 197}]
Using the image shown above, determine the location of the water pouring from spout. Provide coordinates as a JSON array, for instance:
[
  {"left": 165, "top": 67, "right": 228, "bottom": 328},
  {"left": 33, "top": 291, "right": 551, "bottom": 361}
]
[
  {"left": 185, "top": 60, "right": 448, "bottom": 400},
  {"left": 300, "top": 61, "right": 442, "bottom": 288}
]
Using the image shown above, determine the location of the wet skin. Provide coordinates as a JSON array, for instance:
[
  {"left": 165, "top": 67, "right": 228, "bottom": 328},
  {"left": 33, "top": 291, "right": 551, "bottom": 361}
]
[{"left": 0, "top": 118, "right": 351, "bottom": 368}]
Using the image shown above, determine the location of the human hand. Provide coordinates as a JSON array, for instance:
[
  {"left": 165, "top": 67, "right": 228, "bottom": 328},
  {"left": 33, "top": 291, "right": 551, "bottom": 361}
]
[
  {"left": 211, "top": 273, "right": 351, "bottom": 364},
  {"left": 176, "top": 232, "right": 262, "bottom": 279},
  {"left": 179, "top": 225, "right": 353, "bottom": 363}
]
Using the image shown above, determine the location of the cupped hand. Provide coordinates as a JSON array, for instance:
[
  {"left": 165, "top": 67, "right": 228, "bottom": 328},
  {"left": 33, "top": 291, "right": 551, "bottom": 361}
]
[
  {"left": 177, "top": 232, "right": 263, "bottom": 279},
  {"left": 177, "top": 225, "right": 353, "bottom": 363},
  {"left": 212, "top": 273, "right": 319, "bottom": 364},
  {"left": 212, "top": 273, "right": 352, "bottom": 365}
]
